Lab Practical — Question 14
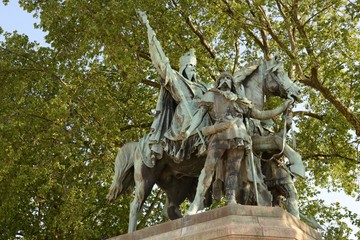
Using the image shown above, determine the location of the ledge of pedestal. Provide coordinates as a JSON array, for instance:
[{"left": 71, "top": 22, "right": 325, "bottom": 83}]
[{"left": 109, "top": 205, "right": 322, "bottom": 240}]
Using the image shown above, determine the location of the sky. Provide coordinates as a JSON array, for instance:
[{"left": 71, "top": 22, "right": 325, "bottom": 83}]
[
  {"left": 0, "top": 1, "right": 359, "bottom": 238},
  {"left": 0, "top": 1, "right": 47, "bottom": 45}
]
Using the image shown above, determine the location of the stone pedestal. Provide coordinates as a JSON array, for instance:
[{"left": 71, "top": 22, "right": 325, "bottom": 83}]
[{"left": 109, "top": 205, "right": 322, "bottom": 240}]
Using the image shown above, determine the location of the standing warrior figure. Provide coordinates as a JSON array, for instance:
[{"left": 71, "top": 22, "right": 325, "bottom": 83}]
[
  {"left": 183, "top": 72, "right": 294, "bottom": 215},
  {"left": 137, "top": 10, "right": 210, "bottom": 166}
]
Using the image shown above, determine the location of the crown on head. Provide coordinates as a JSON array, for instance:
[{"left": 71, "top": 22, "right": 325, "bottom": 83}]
[{"left": 179, "top": 48, "right": 197, "bottom": 73}]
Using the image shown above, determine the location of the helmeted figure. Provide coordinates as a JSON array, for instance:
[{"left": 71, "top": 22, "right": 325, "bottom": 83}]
[{"left": 183, "top": 72, "right": 294, "bottom": 215}]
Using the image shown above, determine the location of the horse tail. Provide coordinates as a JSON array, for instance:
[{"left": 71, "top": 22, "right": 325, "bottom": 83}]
[{"left": 107, "top": 142, "right": 137, "bottom": 202}]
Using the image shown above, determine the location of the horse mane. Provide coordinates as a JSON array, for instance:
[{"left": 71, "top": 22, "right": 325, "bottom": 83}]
[
  {"left": 234, "top": 62, "right": 260, "bottom": 86},
  {"left": 238, "top": 56, "right": 282, "bottom": 86}
]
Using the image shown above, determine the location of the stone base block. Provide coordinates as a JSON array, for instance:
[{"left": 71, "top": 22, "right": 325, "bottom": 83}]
[{"left": 109, "top": 205, "right": 322, "bottom": 240}]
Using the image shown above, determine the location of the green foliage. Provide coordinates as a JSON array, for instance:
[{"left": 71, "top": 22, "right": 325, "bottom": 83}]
[{"left": 1, "top": 0, "right": 359, "bottom": 239}]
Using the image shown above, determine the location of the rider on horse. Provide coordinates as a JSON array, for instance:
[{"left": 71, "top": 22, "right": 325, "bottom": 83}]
[{"left": 138, "top": 11, "right": 210, "bottom": 167}]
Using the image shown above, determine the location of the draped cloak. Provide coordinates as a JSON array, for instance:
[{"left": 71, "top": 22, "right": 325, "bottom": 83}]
[{"left": 142, "top": 71, "right": 210, "bottom": 167}]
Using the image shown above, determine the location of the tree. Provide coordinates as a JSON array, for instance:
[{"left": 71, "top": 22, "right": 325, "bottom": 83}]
[{"left": 0, "top": 0, "right": 359, "bottom": 239}]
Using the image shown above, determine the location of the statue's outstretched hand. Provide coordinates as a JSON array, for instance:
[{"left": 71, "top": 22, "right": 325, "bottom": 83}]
[{"left": 136, "top": 9, "right": 149, "bottom": 25}]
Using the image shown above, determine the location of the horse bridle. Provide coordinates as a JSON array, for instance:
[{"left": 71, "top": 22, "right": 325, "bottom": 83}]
[{"left": 265, "top": 64, "right": 294, "bottom": 99}]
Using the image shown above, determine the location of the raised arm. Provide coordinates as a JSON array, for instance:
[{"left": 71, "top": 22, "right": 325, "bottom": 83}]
[
  {"left": 251, "top": 99, "right": 293, "bottom": 120},
  {"left": 137, "top": 10, "right": 171, "bottom": 81}
]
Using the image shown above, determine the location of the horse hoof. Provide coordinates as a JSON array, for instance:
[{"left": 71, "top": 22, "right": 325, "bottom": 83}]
[
  {"left": 185, "top": 207, "right": 198, "bottom": 216},
  {"left": 185, "top": 211, "right": 196, "bottom": 216}
]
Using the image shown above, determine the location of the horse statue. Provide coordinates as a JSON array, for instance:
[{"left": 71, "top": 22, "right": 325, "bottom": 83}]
[
  {"left": 107, "top": 56, "right": 301, "bottom": 232},
  {"left": 228, "top": 58, "right": 305, "bottom": 219}
]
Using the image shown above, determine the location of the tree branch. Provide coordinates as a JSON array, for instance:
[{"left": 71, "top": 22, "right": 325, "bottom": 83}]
[
  {"left": 136, "top": 49, "right": 151, "bottom": 62},
  {"left": 232, "top": 38, "right": 240, "bottom": 74},
  {"left": 1, "top": 46, "right": 68, "bottom": 87},
  {"left": 172, "top": 0, "right": 220, "bottom": 69},
  {"left": 277, "top": 0, "right": 314, "bottom": 57},
  {"left": 141, "top": 79, "right": 160, "bottom": 88},
  {"left": 25, "top": 113, "right": 60, "bottom": 125},
  {"left": 260, "top": 28, "right": 270, "bottom": 59},
  {"left": 303, "top": 153, "right": 360, "bottom": 164},
  {"left": 303, "top": 2, "right": 336, "bottom": 27},
  {"left": 255, "top": 4, "right": 297, "bottom": 60},
  {"left": 118, "top": 122, "right": 152, "bottom": 132},
  {"left": 298, "top": 66, "right": 360, "bottom": 136},
  {"left": 305, "top": 80, "right": 360, "bottom": 136},
  {"left": 275, "top": 0, "right": 297, "bottom": 57},
  {"left": 293, "top": 110, "right": 324, "bottom": 121},
  {"left": 220, "top": 1, "right": 267, "bottom": 54}
]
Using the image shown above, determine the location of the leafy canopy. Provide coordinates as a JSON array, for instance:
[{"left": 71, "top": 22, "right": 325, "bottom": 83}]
[{"left": 0, "top": 0, "right": 359, "bottom": 239}]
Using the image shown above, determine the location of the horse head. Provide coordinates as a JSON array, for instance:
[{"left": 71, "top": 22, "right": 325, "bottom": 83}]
[{"left": 264, "top": 55, "right": 301, "bottom": 102}]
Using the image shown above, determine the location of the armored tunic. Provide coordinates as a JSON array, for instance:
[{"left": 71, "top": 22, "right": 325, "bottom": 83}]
[{"left": 199, "top": 88, "right": 252, "bottom": 149}]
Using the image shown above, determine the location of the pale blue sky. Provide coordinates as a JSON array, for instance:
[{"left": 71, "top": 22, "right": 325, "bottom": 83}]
[
  {"left": 0, "top": 1, "right": 359, "bottom": 238},
  {"left": 0, "top": 1, "right": 46, "bottom": 45}
]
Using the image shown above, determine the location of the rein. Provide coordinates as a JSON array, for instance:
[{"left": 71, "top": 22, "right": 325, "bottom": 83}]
[
  {"left": 268, "top": 107, "right": 296, "bottom": 176},
  {"left": 269, "top": 110, "right": 288, "bottom": 161}
]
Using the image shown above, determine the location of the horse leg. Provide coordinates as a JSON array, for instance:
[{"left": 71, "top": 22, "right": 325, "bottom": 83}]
[
  {"left": 165, "top": 177, "right": 195, "bottom": 219},
  {"left": 186, "top": 147, "right": 225, "bottom": 215},
  {"left": 164, "top": 199, "right": 182, "bottom": 220},
  {"left": 280, "top": 183, "right": 300, "bottom": 219},
  {"left": 268, "top": 159, "right": 300, "bottom": 219},
  {"left": 128, "top": 159, "right": 155, "bottom": 232}
]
